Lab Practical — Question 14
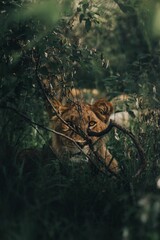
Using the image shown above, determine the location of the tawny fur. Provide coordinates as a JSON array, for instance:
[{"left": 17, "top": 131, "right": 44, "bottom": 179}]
[{"left": 48, "top": 99, "right": 118, "bottom": 173}]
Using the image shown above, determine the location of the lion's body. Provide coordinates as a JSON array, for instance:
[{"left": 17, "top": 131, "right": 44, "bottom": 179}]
[{"left": 49, "top": 99, "right": 119, "bottom": 173}]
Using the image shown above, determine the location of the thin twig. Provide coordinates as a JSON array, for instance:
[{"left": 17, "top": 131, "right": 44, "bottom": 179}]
[
  {"left": 88, "top": 119, "right": 146, "bottom": 178},
  {"left": 33, "top": 55, "right": 120, "bottom": 178},
  {"left": 0, "top": 104, "right": 119, "bottom": 178},
  {"left": 0, "top": 105, "right": 87, "bottom": 156},
  {"left": 34, "top": 55, "right": 83, "bottom": 137}
]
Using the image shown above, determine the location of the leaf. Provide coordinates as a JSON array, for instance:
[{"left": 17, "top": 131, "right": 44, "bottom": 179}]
[
  {"left": 82, "top": 3, "right": 89, "bottom": 13},
  {"left": 87, "top": 12, "right": 93, "bottom": 18},
  {"left": 77, "top": 7, "right": 81, "bottom": 13},
  {"left": 128, "top": 110, "right": 136, "bottom": 118},
  {"left": 79, "top": 13, "right": 84, "bottom": 23},
  {"left": 115, "top": 2, "right": 135, "bottom": 14},
  {"left": 85, "top": 19, "right": 91, "bottom": 32}
]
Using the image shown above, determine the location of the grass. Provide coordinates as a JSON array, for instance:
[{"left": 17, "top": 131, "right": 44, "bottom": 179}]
[{"left": 0, "top": 119, "right": 160, "bottom": 240}]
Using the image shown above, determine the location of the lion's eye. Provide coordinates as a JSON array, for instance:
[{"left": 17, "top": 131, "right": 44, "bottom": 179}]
[{"left": 89, "top": 121, "right": 97, "bottom": 127}]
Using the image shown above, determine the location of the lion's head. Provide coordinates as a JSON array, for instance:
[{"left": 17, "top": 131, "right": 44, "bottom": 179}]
[{"left": 49, "top": 99, "right": 118, "bottom": 173}]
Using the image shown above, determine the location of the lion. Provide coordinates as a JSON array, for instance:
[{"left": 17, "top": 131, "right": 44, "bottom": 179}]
[{"left": 48, "top": 98, "right": 119, "bottom": 174}]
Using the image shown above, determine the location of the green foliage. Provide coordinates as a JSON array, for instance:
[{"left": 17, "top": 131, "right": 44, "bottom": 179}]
[
  {"left": 78, "top": 1, "right": 100, "bottom": 32},
  {"left": 0, "top": 134, "right": 160, "bottom": 239},
  {"left": 0, "top": 1, "right": 160, "bottom": 239}
]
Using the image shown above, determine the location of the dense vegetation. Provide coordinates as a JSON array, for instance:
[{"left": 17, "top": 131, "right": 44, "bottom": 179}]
[{"left": 0, "top": 0, "right": 160, "bottom": 239}]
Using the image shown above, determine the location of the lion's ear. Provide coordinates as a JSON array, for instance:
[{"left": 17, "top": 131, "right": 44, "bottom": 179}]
[
  {"left": 51, "top": 99, "right": 69, "bottom": 114},
  {"left": 91, "top": 99, "right": 113, "bottom": 123},
  {"left": 46, "top": 99, "right": 69, "bottom": 118}
]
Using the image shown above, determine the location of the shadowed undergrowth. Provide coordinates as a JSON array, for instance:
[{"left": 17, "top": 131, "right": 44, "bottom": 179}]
[
  {"left": 1, "top": 1, "right": 160, "bottom": 239},
  {"left": 0, "top": 106, "right": 160, "bottom": 240},
  {"left": 0, "top": 123, "right": 160, "bottom": 240}
]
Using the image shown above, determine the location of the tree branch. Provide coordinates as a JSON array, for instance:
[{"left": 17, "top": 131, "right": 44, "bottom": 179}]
[
  {"left": 33, "top": 54, "right": 85, "bottom": 138},
  {"left": 0, "top": 105, "right": 87, "bottom": 156},
  {"left": 88, "top": 119, "right": 147, "bottom": 178},
  {"left": 0, "top": 105, "right": 120, "bottom": 178},
  {"left": 32, "top": 56, "right": 120, "bottom": 178}
]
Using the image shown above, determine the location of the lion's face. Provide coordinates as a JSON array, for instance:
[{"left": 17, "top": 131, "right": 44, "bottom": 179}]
[
  {"left": 50, "top": 99, "right": 118, "bottom": 172},
  {"left": 51, "top": 102, "right": 107, "bottom": 156}
]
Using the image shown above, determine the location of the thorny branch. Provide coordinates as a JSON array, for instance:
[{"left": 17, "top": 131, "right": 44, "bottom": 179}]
[
  {"left": 0, "top": 105, "right": 85, "bottom": 155},
  {"left": 34, "top": 53, "right": 84, "bottom": 138},
  {"left": 88, "top": 119, "right": 147, "bottom": 178},
  {"left": 33, "top": 53, "right": 145, "bottom": 178},
  {"left": 0, "top": 104, "right": 118, "bottom": 178},
  {"left": 33, "top": 54, "right": 119, "bottom": 177}
]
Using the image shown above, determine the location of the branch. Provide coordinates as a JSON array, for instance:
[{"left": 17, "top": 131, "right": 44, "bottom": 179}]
[
  {"left": 0, "top": 105, "right": 87, "bottom": 157},
  {"left": 0, "top": 105, "right": 120, "bottom": 178},
  {"left": 113, "top": 0, "right": 135, "bottom": 14},
  {"left": 33, "top": 54, "right": 84, "bottom": 138},
  {"left": 32, "top": 56, "right": 120, "bottom": 177},
  {"left": 88, "top": 119, "right": 147, "bottom": 178}
]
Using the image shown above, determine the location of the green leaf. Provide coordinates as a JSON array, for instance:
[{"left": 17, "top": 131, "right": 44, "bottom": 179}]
[
  {"left": 87, "top": 12, "right": 93, "bottom": 18},
  {"left": 82, "top": 2, "right": 89, "bottom": 13},
  {"left": 128, "top": 110, "right": 136, "bottom": 118},
  {"left": 77, "top": 7, "right": 81, "bottom": 13},
  {"left": 85, "top": 19, "right": 91, "bottom": 32},
  {"left": 79, "top": 13, "right": 85, "bottom": 23}
]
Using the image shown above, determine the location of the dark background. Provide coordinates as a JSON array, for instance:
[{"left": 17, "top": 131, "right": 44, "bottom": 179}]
[{"left": 0, "top": 1, "right": 160, "bottom": 239}]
